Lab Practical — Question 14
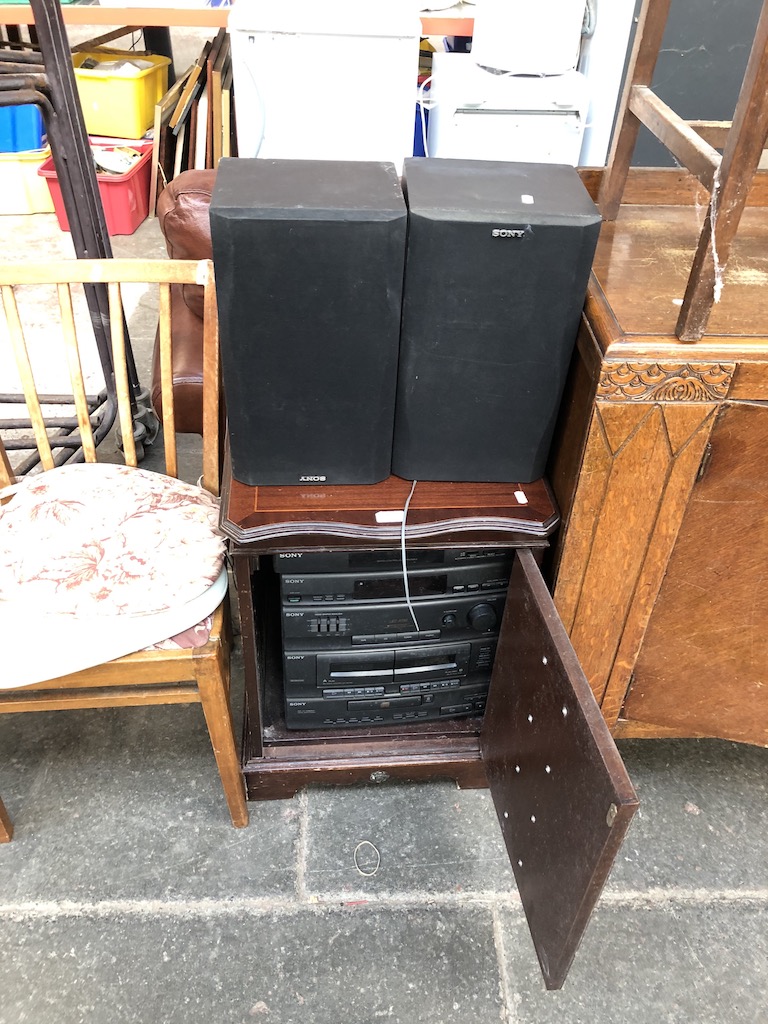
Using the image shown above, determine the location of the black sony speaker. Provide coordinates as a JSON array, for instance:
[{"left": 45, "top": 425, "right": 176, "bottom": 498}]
[
  {"left": 392, "top": 159, "right": 601, "bottom": 483},
  {"left": 210, "top": 158, "right": 407, "bottom": 486}
]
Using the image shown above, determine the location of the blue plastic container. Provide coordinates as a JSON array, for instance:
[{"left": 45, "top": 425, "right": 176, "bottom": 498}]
[{"left": 0, "top": 105, "right": 45, "bottom": 153}]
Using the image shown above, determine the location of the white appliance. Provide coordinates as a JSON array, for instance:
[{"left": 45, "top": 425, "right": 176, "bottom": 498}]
[
  {"left": 228, "top": 0, "right": 421, "bottom": 167},
  {"left": 470, "top": 0, "right": 586, "bottom": 75},
  {"left": 425, "top": 53, "right": 589, "bottom": 165},
  {"left": 578, "top": 0, "right": 637, "bottom": 165}
]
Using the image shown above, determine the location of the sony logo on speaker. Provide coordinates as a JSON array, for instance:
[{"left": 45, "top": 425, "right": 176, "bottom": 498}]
[
  {"left": 299, "top": 475, "right": 327, "bottom": 482},
  {"left": 491, "top": 228, "right": 526, "bottom": 238}
]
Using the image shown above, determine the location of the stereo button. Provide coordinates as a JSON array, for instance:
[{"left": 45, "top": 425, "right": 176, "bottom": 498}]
[
  {"left": 440, "top": 704, "right": 473, "bottom": 716},
  {"left": 286, "top": 594, "right": 302, "bottom": 603}
]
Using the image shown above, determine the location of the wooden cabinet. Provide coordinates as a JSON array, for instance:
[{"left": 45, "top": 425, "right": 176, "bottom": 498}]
[
  {"left": 221, "top": 469, "right": 638, "bottom": 989},
  {"left": 550, "top": 173, "right": 768, "bottom": 746}
]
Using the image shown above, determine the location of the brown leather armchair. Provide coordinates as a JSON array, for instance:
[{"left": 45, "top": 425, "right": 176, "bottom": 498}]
[{"left": 153, "top": 169, "right": 217, "bottom": 434}]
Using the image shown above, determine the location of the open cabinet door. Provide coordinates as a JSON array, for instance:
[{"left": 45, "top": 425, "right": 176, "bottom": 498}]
[{"left": 481, "top": 549, "right": 638, "bottom": 990}]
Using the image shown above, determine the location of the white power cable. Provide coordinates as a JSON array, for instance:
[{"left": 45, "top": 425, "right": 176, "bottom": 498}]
[{"left": 400, "top": 479, "right": 420, "bottom": 631}]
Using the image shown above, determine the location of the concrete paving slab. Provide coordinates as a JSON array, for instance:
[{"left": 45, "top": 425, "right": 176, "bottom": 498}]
[
  {"left": 0, "top": 693, "right": 298, "bottom": 903},
  {"left": 304, "top": 780, "right": 514, "bottom": 899},
  {"left": 498, "top": 901, "right": 768, "bottom": 1023},
  {"left": 610, "top": 739, "right": 768, "bottom": 892},
  {"left": 0, "top": 904, "right": 504, "bottom": 1024}
]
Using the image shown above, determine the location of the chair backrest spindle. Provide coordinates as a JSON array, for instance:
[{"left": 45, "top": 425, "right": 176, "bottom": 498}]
[{"left": 0, "top": 259, "right": 219, "bottom": 491}]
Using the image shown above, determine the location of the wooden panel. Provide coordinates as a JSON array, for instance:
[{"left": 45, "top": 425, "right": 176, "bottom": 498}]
[
  {"left": 599, "top": 404, "right": 718, "bottom": 725},
  {"left": 547, "top": 320, "right": 601, "bottom": 564},
  {"left": 727, "top": 361, "right": 768, "bottom": 400},
  {"left": 482, "top": 551, "right": 638, "bottom": 990},
  {"left": 565, "top": 404, "right": 674, "bottom": 703},
  {"left": 552, "top": 407, "right": 615, "bottom": 634},
  {"left": 622, "top": 402, "right": 768, "bottom": 745}
]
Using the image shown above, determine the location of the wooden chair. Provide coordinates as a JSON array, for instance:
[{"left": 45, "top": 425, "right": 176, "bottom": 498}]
[
  {"left": 598, "top": 0, "right": 768, "bottom": 340},
  {"left": 0, "top": 258, "right": 248, "bottom": 836}
]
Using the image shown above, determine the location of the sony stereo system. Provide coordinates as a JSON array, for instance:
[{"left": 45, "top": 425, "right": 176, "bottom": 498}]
[
  {"left": 211, "top": 156, "right": 600, "bottom": 487},
  {"left": 212, "top": 158, "right": 598, "bottom": 728},
  {"left": 276, "top": 547, "right": 512, "bottom": 729}
]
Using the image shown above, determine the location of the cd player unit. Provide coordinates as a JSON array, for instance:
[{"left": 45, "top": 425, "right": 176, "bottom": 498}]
[{"left": 276, "top": 548, "right": 512, "bottom": 730}]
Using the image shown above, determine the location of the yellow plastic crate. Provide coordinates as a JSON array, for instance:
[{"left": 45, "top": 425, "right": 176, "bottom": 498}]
[
  {"left": 0, "top": 147, "right": 54, "bottom": 214},
  {"left": 73, "top": 51, "right": 171, "bottom": 139}
]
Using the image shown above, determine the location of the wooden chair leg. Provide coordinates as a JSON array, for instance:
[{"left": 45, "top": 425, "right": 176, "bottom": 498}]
[
  {"left": 0, "top": 797, "right": 13, "bottom": 843},
  {"left": 195, "top": 647, "right": 249, "bottom": 828}
]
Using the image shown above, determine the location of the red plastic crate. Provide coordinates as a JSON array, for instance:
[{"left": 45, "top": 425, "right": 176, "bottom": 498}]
[{"left": 38, "top": 144, "right": 152, "bottom": 235}]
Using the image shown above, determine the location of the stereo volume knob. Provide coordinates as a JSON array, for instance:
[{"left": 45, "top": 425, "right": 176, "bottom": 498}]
[{"left": 468, "top": 602, "right": 497, "bottom": 632}]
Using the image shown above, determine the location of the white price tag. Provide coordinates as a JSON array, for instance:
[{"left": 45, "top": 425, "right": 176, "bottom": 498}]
[{"left": 375, "top": 509, "right": 405, "bottom": 524}]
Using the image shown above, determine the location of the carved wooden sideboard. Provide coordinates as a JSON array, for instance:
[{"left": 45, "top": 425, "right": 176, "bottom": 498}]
[{"left": 550, "top": 170, "right": 768, "bottom": 747}]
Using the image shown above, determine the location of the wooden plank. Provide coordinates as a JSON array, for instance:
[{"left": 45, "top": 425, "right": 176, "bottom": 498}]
[
  {"left": 169, "top": 42, "right": 209, "bottom": 130},
  {"left": 205, "top": 28, "right": 227, "bottom": 169},
  {"left": 0, "top": 437, "right": 14, "bottom": 489},
  {"left": 1, "top": 284, "right": 54, "bottom": 470},
  {"left": 0, "top": 259, "right": 206, "bottom": 286},
  {"left": 688, "top": 120, "right": 732, "bottom": 150},
  {"left": 221, "top": 63, "right": 233, "bottom": 159},
  {"left": 598, "top": 0, "right": 674, "bottom": 219},
  {"left": 173, "top": 120, "right": 186, "bottom": 178},
  {"left": 193, "top": 82, "right": 209, "bottom": 169},
  {"left": 211, "top": 35, "right": 230, "bottom": 166},
  {"left": 0, "top": 7, "right": 230, "bottom": 29},
  {"left": 149, "top": 64, "right": 192, "bottom": 216},
  {"left": 629, "top": 86, "right": 721, "bottom": 190},
  {"left": 158, "top": 281, "right": 177, "bottom": 478},
  {"left": 107, "top": 281, "right": 137, "bottom": 467},
  {"left": 0, "top": 687, "right": 201, "bottom": 712},
  {"left": 71, "top": 28, "right": 144, "bottom": 52},
  {"left": 201, "top": 262, "right": 220, "bottom": 496},
  {"left": 57, "top": 282, "right": 97, "bottom": 462},
  {"left": 196, "top": 635, "right": 249, "bottom": 827},
  {"left": 676, "top": 1, "right": 768, "bottom": 340}
]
